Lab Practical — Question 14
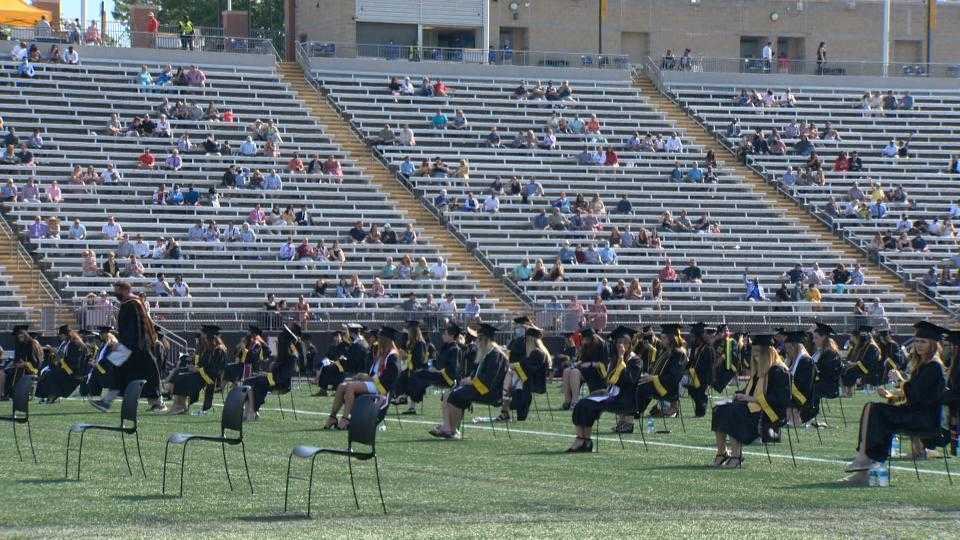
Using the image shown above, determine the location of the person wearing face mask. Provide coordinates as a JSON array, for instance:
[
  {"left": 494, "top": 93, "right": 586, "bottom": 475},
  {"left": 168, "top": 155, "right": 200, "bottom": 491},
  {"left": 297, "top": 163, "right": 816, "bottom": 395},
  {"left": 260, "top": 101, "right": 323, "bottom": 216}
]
[{"left": 497, "top": 315, "right": 533, "bottom": 421}]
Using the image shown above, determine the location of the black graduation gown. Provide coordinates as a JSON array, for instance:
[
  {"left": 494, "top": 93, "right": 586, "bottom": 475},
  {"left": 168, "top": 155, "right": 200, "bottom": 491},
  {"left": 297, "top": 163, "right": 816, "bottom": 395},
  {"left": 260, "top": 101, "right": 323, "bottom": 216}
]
[
  {"left": 37, "top": 340, "right": 89, "bottom": 400},
  {"left": 860, "top": 360, "right": 947, "bottom": 462},
  {"left": 572, "top": 355, "right": 643, "bottom": 427},
  {"left": 245, "top": 339, "right": 302, "bottom": 411},
  {"left": 789, "top": 354, "right": 819, "bottom": 423},
  {"left": 409, "top": 341, "right": 461, "bottom": 402},
  {"left": 395, "top": 340, "right": 428, "bottom": 400},
  {"left": 114, "top": 297, "right": 160, "bottom": 399},
  {"left": 368, "top": 350, "right": 401, "bottom": 397},
  {"left": 635, "top": 348, "right": 688, "bottom": 415},
  {"left": 85, "top": 343, "right": 116, "bottom": 395},
  {"left": 879, "top": 340, "right": 906, "bottom": 377},
  {"left": 173, "top": 347, "right": 227, "bottom": 403},
  {"left": 315, "top": 340, "right": 355, "bottom": 389},
  {"left": 225, "top": 339, "right": 268, "bottom": 383},
  {"left": 712, "top": 337, "right": 739, "bottom": 392},
  {"left": 4, "top": 339, "right": 42, "bottom": 397},
  {"left": 577, "top": 341, "right": 610, "bottom": 393},
  {"left": 448, "top": 347, "right": 507, "bottom": 410},
  {"left": 510, "top": 348, "right": 550, "bottom": 420},
  {"left": 686, "top": 344, "right": 715, "bottom": 415},
  {"left": 711, "top": 364, "right": 791, "bottom": 444},
  {"left": 814, "top": 349, "right": 843, "bottom": 399},
  {"left": 842, "top": 341, "right": 882, "bottom": 387}
]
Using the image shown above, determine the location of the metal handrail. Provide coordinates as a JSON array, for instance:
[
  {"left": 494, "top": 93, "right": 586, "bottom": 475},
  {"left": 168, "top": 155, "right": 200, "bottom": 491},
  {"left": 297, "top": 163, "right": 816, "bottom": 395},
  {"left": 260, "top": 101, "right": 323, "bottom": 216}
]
[
  {"left": 659, "top": 55, "right": 960, "bottom": 79},
  {"left": 0, "top": 216, "right": 61, "bottom": 304}
]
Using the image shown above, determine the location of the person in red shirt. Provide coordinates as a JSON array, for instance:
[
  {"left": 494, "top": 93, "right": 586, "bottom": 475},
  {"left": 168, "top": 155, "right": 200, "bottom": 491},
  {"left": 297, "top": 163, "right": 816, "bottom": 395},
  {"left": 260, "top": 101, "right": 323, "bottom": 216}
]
[
  {"left": 146, "top": 12, "right": 160, "bottom": 33},
  {"left": 222, "top": 109, "right": 236, "bottom": 122},
  {"left": 432, "top": 79, "right": 449, "bottom": 97},
  {"left": 833, "top": 151, "right": 850, "bottom": 172},
  {"left": 138, "top": 149, "right": 156, "bottom": 169},
  {"left": 604, "top": 147, "right": 619, "bottom": 167}
]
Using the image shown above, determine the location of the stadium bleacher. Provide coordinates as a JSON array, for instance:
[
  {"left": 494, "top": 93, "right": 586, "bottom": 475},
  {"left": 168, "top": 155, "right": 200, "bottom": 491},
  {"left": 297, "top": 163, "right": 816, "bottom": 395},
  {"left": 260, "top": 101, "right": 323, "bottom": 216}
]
[
  {"left": 667, "top": 81, "right": 960, "bottom": 315},
  {"left": 0, "top": 57, "right": 503, "bottom": 327},
  {"left": 309, "top": 62, "right": 931, "bottom": 329}
]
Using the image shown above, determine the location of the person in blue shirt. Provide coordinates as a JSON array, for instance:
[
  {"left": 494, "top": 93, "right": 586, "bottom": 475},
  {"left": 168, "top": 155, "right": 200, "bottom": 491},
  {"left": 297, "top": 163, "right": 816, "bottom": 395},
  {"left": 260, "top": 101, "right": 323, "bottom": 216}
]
[
  {"left": 590, "top": 149, "right": 605, "bottom": 165},
  {"left": 898, "top": 91, "right": 913, "bottom": 110},
  {"left": 462, "top": 192, "right": 479, "bottom": 212},
  {"left": 670, "top": 161, "right": 683, "bottom": 182},
  {"left": 166, "top": 186, "right": 184, "bottom": 205},
  {"left": 597, "top": 242, "right": 617, "bottom": 264},
  {"left": 399, "top": 156, "right": 416, "bottom": 177},
  {"left": 552, "top": 193, "right": 571, "bottom": 213},
  {"left": 868, "top": 201, "right": 887, "bottom": 219},
  {"left": 614, "top": 194, "right": 633, "bottom": 214},
  {"left": 743, "top": 272, "right": 766, "bottom": 301},
  {"left": 431, "top": 111, "right": 448, "bottom": 130},
  {"left": 183, "top": 186, "right": 200, "bottom": 205},
  {"left": 264, "top": 170, "right": 282, "bottom": 190},
  {"left": 433, "top": 189, "right": 449, "bottom": 210},
  {"left": 18, "top": 58, "right": 36, "bottom": 78},
  {"left": 531, "top": 209, "right": 549, "bottom": 230},
  {"left": 687, "top": 162, "right": 704, "bottom": 183},
  {"left": 513, "top": 259, "right": 533, "bottom": 281},
  {"left": 558, "top": 241, "right": 576, "bottom": 264}
]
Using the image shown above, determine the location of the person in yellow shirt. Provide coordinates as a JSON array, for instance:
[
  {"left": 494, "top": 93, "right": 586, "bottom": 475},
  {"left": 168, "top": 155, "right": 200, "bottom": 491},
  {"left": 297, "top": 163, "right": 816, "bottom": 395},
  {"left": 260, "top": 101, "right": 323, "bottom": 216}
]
[
  {"left": 870, "top": 183, "right": 887, "bottom": 203},
  {"left": 806, "top": 284, "right": 823, "bottom": 305}
]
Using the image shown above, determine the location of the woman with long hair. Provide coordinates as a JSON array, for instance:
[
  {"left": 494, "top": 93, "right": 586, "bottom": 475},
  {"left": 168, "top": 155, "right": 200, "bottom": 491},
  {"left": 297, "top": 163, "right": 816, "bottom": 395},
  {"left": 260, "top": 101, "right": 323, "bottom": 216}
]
[
  {"left": 37, "top": 329, "right": 90, "bottom": 403},
  {"left": 783, "top": 330, "right": 818, "bottom": 426},
  {"left": 841, "top": 322, "right": 948, "bottom": 484},
  {"left": 710, "top": 334, "right": 791, "bottom": 468},
  {"left": 841, "top": 325, "right": 882, "bottom": 396},
  {"left": 166, "top": 325, "right": 228, "bottom": 415},
  {"left": 430, "top": 324, "right": 507, "bottom": 439},
  {"left": 567, "top": 326, "right": 643, "bottom": 451},
  {"left": 560, "top": 328, "right": 608, "bottom": 410},
  {"left": 685, "top": 323, "right": 716, "bottom": 418},
  {"left": 634, "top": 324, "right": 689, "bottom": 418},
  {"left": 409, "top": 323, "right": 463, "bottom": 405},
  {"left": 811, "top": 322, "right": 843, "bottom": 407},
  {"left": 394, "top": 320, "right": 429, "bottom": 415},
  {"left": 325, "top": 326, "right": 401, "bottom": 430},
  {"left": 502, "top": 326, "right": 553, "bottom": 422},
  {"left": 244, "top": 324, "right": 305, "bottom": 421}
]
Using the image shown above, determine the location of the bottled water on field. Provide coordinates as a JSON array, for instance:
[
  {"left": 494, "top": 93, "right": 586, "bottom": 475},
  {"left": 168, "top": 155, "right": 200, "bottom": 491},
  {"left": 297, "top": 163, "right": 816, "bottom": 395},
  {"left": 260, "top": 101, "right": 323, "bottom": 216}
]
[
  {"left": 877, "top": 465, "right": 890, "bottom": 487},
  {"left": 868, "top": 464, "right": 879, "bottom": 487},
  {"left": 891, "top": 435, "right": 901, "bottom": 457},
  {"left": 378, "top": 423, "right": 387, "bottom": 432},
  {"left": 646, "top": 418, "right": 655, "bottom": 433}
]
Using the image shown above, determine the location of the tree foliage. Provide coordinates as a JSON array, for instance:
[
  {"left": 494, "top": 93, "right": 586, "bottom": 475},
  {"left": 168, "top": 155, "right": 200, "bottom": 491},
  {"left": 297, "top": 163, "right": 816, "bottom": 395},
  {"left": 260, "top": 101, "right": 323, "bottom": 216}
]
[{"left": 112, "top": 0, "right": 283, "bottom": 32}]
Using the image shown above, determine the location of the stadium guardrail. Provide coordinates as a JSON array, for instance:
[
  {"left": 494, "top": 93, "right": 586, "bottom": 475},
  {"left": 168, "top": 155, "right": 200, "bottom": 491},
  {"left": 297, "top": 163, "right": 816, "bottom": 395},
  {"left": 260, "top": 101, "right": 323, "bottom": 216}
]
[
  {"left": 300, "top": 41, "right": 630, "bottom": 70},
  {"left": 659, "top": 55, "right": 960, "bottom": 79}
]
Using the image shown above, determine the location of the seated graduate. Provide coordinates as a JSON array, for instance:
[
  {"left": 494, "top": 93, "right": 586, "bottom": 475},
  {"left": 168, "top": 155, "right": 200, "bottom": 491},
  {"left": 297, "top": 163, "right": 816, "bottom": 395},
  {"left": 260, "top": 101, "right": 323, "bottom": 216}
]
[
  {"left": 429, "top": 323, "right": 508, "bottom": 439},
  {"left": 632, "top": 325, "right": 659, "bottom": 374},
  {"left": 841, "top": 324, "right": 882, "bottom": 396},
  {"left": 224, "top": 325, "right": 268, "bottom": 384},
  {"left": 876, "top": 327, "right": 906, "bottom": 380},
  {"left": 783, "top": 330, "right": 818, "bottom": 426},
  {"left": 166, "top": 325, "right": 227, "bottom": 415},
  {"left": 324, "top": 326, "right": 400, "bottom": 430},
  {"left": 685, "top": 322, "right": 716, "bottom": 417},
  {"left": 635, "top": 324, "right": 688, "bottom": 418},
  {"left": 710, "top": 332, "right": 791, "bottom": 469},
  {"left": 84, "top": 326, "right": 117, "bottom": 399},
  {"left": 37, "top": 326, "right": 90, "bottom": 403},
  {"left": 244, "top": 323, "right": 304, "bottom": 421},
  {"left": 811, "top": 322, "right": 843, "bottom": 408},
  {"left": 567, "top": 326, "right": 643, "bottom": 451},
  {"left": 711, "top": 324, "right": 740, "bottom": 393},
  {"left": 393, "top": 319, "right": 429, "bottom": 415},
  {"left": 500, "top": 325, "right": 552, "bottom": 422},
  {"left": 560, "top": 327, "right": 609, "bottom": 410},
  {"left": 1, "top": 325, "right": 42, "bottom": 400},
  {"left": 841, "top": 321, "right": 949, "bottom": 484},
  {"left": 313, "top": 324, "right": 363, "bottom": 395},
  {"left": 944, "top": 331, "right": 960, "bottom": 456},
  {"left": 407, "top": 323, "right": 463, "bottom": 407},
  {"left": 497, "top": 315, "right": 533, "bottom": 421}
]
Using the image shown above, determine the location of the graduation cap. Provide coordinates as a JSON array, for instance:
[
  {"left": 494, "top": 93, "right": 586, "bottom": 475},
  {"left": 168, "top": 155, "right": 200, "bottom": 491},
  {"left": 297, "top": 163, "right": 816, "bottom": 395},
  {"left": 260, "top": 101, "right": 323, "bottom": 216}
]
[
  {"left": 477, "top": 323, "right": 499, "bottom": 339},
  {"left": 200, "top": 324, "right": 221, "bottom": 337},
  {"left": 377, "top": 326, "right": 401, "bottom": 343},
  {"left": 851, "top": 321, "right": 873, "bottom": 334},
  {"left": 97, "top": 326, "right": 114, "bottom": 334},
  {"left": 914, "top": 321, "right": 948, "bottom": 341},
  {"left": 609, "top": 325, "right": 636, "bottom": 341},
  {"left": 660, "top": 323, "right": 683, "bottom": 336},
  {"left": 525, "top": 325, "right": 544, "bottom": 339},
  {"left": 714, "top": 324, "right": 728, "bottom": 335},
  {"left": 248, "top": 325, "right": 263, "bottom": 336},
  {"left": 812, "top": 321, "right": 835, "bottom": 336},
  {"left": 785, "top": 330, "right": 808, "bottom": 344},
  {"left": 774, "top": 327, "right": 789, "bottom": 338},
  {"left": 752, "top": 333, "right": 776, "bottom": 347},
  {"left": 57, "top": 325, "right": 71, "bottom": 336},
  {"left": 513, "top": 315, "right": 532, "bottom": 326},
  {"left": 690, "top": 322, "right": 709, "bottom": 337},
  {"left": 640, "top": 324, "right": 653, "bottom": 333},
  {"left": 284, "top": 323, "right": 303, "bottom": 340},
  {"left": 11, "top": 324, "right": 29, "bottom": 336},
  {"left": 465, "top": 326, "right": 479, "bottom": 339},
  {"left": 580, "top": 327, "right": 596, "bottom": 339},
  {"left": 445, "top": 323, "right": 463, "bottom": 337},
  {"left": 406, "top": 319, "right": 421, "bottom": 328},
  {"left": 344, "top": 323, "right": 364, "bottom": 332}
]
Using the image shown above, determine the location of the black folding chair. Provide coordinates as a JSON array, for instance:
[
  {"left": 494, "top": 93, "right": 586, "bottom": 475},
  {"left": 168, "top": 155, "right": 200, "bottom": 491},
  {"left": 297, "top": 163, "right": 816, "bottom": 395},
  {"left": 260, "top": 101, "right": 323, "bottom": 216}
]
[
  {"left": 284, "top": 394, "right": 386, "bottom": 517},
  {"left": 761, "top": 419, "right": 798, "bottom": 468},
  {"left": 276, "top": 387, "right": 298, "bottom": 420},
  {"left": 1, "top": 375, "right": 36, "bottom": 463},
  {"left": 65, "top": 379, "right": 147, "bottom": 480},
  {"left": 887, "top": 430, "right": 953, "bottom": 485},
  {"left": 162, "top": 385, "right": 254, "bottom": 497}
]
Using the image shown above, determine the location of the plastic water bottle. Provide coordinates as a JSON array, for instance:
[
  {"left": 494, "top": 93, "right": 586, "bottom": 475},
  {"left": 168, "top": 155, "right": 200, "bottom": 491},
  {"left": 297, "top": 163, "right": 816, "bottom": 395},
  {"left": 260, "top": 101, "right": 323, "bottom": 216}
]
[
  {"left": 378, "top": 423, "right": 387, "bottom": 432},
  {"left": 891, "top": 435, "right": 901, "bottom": 458},
  {"left": 646, "top": 418, "right": 655, "bottom": 434},
  {"left": 868, "top": 464, "right": 879, "bottom": 487},
  {"left": 862, "top": 384, "right": 873, "bottom": 395},
  {"left": 877, "top": 465, "right": 890, "bottom": 487}
]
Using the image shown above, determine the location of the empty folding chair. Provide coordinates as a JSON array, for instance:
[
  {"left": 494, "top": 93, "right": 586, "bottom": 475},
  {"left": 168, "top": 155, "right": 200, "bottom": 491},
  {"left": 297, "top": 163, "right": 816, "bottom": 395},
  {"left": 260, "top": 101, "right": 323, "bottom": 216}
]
[
  {"left": 1, "top": 375, "right": 37, "bottom": 463},
  {"left": 162, "top": 385, "right": 254, "bottom": 497},
  {"left": 65, "top": 379, "right": 147, "bottom": 480},
  {"left": 284, "top": 394, "right": 386, "bottom": 517}
]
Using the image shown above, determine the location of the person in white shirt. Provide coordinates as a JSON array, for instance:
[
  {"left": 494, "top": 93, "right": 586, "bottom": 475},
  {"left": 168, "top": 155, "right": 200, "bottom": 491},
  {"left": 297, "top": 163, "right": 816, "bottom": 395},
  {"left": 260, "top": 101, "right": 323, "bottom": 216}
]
[
  {"left": 438, "top": 293, "right": 457, "bottom": 316},
  {"left": 463, "top": 296, "right": 481, "bottom": 321},
  {"left": 431, "top": 257, "right": 448, "bottom": 280},
  {"left": 399, "top": 77, "right": 415, "bottom": 95},
  {"left": 153, "top": 273, "right": 172, "bottom": 296},
  {"left": 240, "top": 223, "right": 257, "bottom": 242},
  {"left": 171, "top": 275, "right": 190, "bottom": 297},
  {"left": 35, "top": 17, "right": 53, "bottom": 37},
  {"left": 950, "top": 201, "right": 960, "bottom": 220},
  {"left": 761, "top": 41, "right": 773, "bottom": 70},
  {"left": 881, "top": 140, "right": 898, "bottom": 158},
  {"left": 399, "top": 125, "right": 416, "bottom": 146},
  {"left": 69, "top": 219, "right": 86, "bottom": 240},
  {"left": 895, "top": 216, "right": 911, "bottom": 233},
  {"left": 240, "top": 136, "right": 258, "bottom": 156},
  {"left": 187, "top": 220, "right": 205, "bottom": 241},
  {"left": 867, "top": 298, "right": 886, "bottom": 318},
  {"left": 101, "top": 217, "right": 122, "bottom": 240},
  {"left": 132, "top": 236, "right": 151, "bottom": 258},
  {"left": 664, "top": 133, "right": 684, "bottom": 153},
  {"left": 483, "top": 194, "right": 500, "bottom": 213},
  {"left": 100, "top": 163, "right": 122, "bottom": 184},
  {"left": 151, "top": 238, "right": 167, "bottom": 259},
  {"left": 278, "top": 239, "right": 295, "bottom": 261},
  {"left": 10, "top": 41, "right": 27, "bottom": 61},
  {"left": 806, "top": 263, "right": 827, "bottom": 286},
  {"left": 155, "top": 115, "right": 173, "bottom": 138},
  {"left": 928, "top": 219, "right": 944, "bottom": 236},
  {"left": 63, "top": 46, "right": 80, "bottom": 65},
  {"left": 849, "top": 264, "right": 866, "bottom": 286}
]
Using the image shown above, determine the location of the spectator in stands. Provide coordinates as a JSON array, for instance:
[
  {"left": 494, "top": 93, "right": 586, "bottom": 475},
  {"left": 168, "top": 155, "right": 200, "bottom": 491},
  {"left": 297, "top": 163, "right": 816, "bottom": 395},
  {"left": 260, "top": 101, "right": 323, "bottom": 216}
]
[
  {"left": 18, "top": 178, "right": 39, "bottom": 202},
  {"left": 597, "top": 241, "right": 617, "bottom": 264},
  {"left": 137, "top": 66, "right": 154, "bottom": 87},
  {"left": 483, "top": 192, "right": 500, "bottom": 213},
  {"left": 540, "top": 129, "right": 558, "bottom": 150},
  {"left": 100, "top": 216, "right": 122, "bottom": 240},
  {"left": 400, "top": 223, "right": 417, "bottom": 244},
  {"left": 868, "top": 199, "right": 888, "bottom": 219},
  {"left": 185, "top": 65, "right": 207, "bottom": 87},
  {"left": 681, "top": 259, "right": 703, "bottom": 283},
  {"left": 372, "top": 124, "right": 395, "bottom": 146},
  {"left": 911, "top": 233, "right": 929, "bottom": 252},
  {"left": 99, "top": 252, "right": 119, "bottom": 278},
  {"left": 882, "top": 90, "right": 898, "bottom": 112},
  {"left": 898, "top": 91, "right": 914, "bottom": 110},
  {"left": 124, "top": 255, "right": 144, "bottom": 278},
  {"left": 513, "top": 258, "right": 533, "bottom": 281},
  {"left": 450, "top": 109, "right": 468, "bottom": 129},
  {"left": 26, "top": 216, "right": 48, "bottom": 239},
  {"left": 585, "top": 115, "right": 602, "bottom": 135},
  {"left": 791, "top": 135, "right": 814, "bottom": 156},
  {"left": 26, "top": 128, "right": 43, "bottom": 150},
  {"left": 433, "top": 79, "right": 450, "bottom": 97},
  {"left": 483, "top": 126, "right": 502, "bottom": 147},
  {"left": 896, "top": 137, "right": 913, "bottom": 159},
  {"left": 381, "top": 223, "right": 398, "bottom": 244},
  {"left": 263, "top": 170, "right": 282, "bottom": 190},
  {"left": 323, "top": 156, "right": 344, "bottom": 181},
  {"left": 277, "top": 238, "right": 295, "bottom": 261},
  {"left": 743, "top": 271, "right": 766, "bottom": 301},
  {"left": 453, "top": 159, "right": 470, "bottom": 179},
  {"left": 84, "top": 20, "right": 103, "bottom": 46},
  {"left": 881, "top": 139, "right": 898, "bottom": 158},
  {"left": 433, "top": 189, "right": 449, "bottom": 211},
  {"left": 587, "top": 297, "right": 608, "bottom": 332},
  {"left": 664, "top": 132, "right": 683, "bottom": 153},
  {"left": 387, "top": 76, "right": 401, "bottom": 96},
  {"left": 63, "top": 46, "right": 80, "bottom": 65},
  {"left": 462, "top": 192, "right": 479, "bottom": 212},
  {"left": 399, "top": 125, "right": 416, "bottom": 146},
  {"left": 153, "top": 273, "right": 173, "bottom": 297},
  {"left": 9, "top": 41, "right": 27, "bottom": 61},
  {"left": 137, "top": 148, "right": 156, "bottom": 169},
  {"left": 348, "top": 221, "right": 367, "bottom": 243},
  {"left": 16, "top": 57, "right": 34, "bottom": 78}
]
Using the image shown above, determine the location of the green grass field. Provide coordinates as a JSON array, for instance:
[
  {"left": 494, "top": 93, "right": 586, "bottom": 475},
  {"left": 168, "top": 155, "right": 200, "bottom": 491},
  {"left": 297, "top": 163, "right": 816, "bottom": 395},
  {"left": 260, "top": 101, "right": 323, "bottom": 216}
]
[{"left": 2, "top": 383, "right": 959, "bottom": 539}]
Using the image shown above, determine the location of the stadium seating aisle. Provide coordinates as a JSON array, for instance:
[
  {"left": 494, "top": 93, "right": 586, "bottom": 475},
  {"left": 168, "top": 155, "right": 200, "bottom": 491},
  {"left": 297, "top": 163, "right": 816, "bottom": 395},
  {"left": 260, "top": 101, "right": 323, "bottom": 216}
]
[
  {"left": 668, "top": 82, "right": 960, "bottom": 314},
  {"left": 0, "top": 58, "right": 503, "bottom": 327},
  {"left": 311, "top": 66, "right": 931, "bottom": 329}
]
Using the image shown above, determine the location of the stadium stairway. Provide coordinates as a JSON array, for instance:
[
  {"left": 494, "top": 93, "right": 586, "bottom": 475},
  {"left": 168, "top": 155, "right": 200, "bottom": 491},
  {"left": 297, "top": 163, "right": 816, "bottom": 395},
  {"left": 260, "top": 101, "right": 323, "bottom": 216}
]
[
  {"left": 633, "top": 74, "right": 949, "bottom": 322},
  {"left": 276, "top": 62, "right": 527, "bottom": 315},
  {"left": 0, "top": 221, "right": 73, "bottom": 329}
]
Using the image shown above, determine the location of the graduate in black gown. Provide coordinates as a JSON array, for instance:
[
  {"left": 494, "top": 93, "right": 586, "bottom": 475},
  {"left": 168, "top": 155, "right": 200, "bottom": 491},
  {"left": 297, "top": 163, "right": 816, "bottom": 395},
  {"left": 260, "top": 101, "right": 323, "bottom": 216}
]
[
  {"left": 635, "top": 324, "right": 688, "bottom": 418},
  {"left": 313, "top": 325, "right": 361, "bottom": 395},
  {"left": 567, "top": 326, "right": 642, "bottom": 451},
  {"left": 711, "top": 324, "right": 739, "bottom": 393},
  {"left": 685, "top": 323, "right": 716, "bottom": 417},
  {"left": 783, "top": 330, "right": 818, "bottom": 425},
  {"left": 224, "top": 326, "right": 268, "bottom": 385},
  {"left": 394, "top": 320, "right": 429, "bottom": 414},
  {"left": 37, "top": 328, "right": 90, "bottom": 403},
  {"left": 430, "top": 323, "right": 508, "bottom": 439},
  {"left": 502, "top": 325, "right": 552, "bottom": 422},
  {"left": 408, "top": 323, "right": 462, "bottom": 406},
  {"left": 498, "top": 316, "right": 533, "bottom": 421},
  {"left": 944, "top": 331, "right": 960, "bottom": 456},
  {"left": 324, "top": 326, "right": 401, "bottom": 430},
  {"left": 84, "top": 327, "right": 118, "bottom": 398},
  {"left": 876, "top": 328, "right": 906, "bottom": 382},
  {"left": 167, "top": 325, "right": 228, "bottom": 415},
  {"left": 244, "top": 323, "right": 304, "bottom": 420},
  {"left": 841, "top": 325, "right": 882, "bottom": 395},
  {"left": 710, "top": 333, "right": 791, "bottom": 468},
  {"left": 1, "top": 326, "right": 42, "bottom": 400},
  {"left": 560, "top": 328, "right": 608, "bottom": 410},
  {"left": 841, "top": 321, "right": 949, "bottom": 485},
  {"left": 811, "top": 322, "right": 843, "bottom": 408}
]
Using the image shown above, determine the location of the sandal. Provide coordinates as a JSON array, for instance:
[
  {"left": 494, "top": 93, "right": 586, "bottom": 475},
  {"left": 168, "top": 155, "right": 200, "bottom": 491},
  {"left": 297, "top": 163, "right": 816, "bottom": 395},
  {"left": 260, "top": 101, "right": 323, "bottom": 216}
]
[
  {"left": 337, "top": 416, "right": 350, "bottom": 430},
  {"left": 495, "top": 413, "right": 511, "bottom": 422},
  {"left": 565, "top": 437, "right": 586, "bottom": 453},
  {"left": 720, "top": 455, "right": 743, "bottom": 469},
  {"left": 713, "top": 452, "right": 731, "bottom": 467},
  {"left": 322, "top": 415, "right": 338, "bottom": 430}
]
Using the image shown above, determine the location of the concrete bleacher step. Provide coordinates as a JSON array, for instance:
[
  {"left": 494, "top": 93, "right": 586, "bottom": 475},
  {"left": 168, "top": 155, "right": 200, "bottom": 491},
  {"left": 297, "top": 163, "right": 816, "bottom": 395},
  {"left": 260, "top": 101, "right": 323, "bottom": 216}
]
[
  {"left": 634, "top": 75, "right": 944, "bottom": 323},
  {"left": 0, "top": 240, "right": 74, "bottom": 330},
  {"left": 277, "top": 62, "right": 526, "bottom": 315}
]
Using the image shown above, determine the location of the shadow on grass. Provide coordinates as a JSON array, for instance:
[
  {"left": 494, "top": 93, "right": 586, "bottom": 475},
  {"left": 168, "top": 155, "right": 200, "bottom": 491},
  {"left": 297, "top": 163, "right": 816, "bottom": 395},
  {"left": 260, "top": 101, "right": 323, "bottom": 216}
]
[
  {"left": 634, "top": 463, "right": 718, "bottom": 472},
  {"left": 785, "top": 481, "right": 868, "bottom": 490},
  {"left": 17, "top": 478, "right": 78, "bottom": 485},
  {"left": 113, "top": 494, "right": 180, "bottom": 501},
  {"left": 237, "top": 513, "right": 313, "bottom": 523}
]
